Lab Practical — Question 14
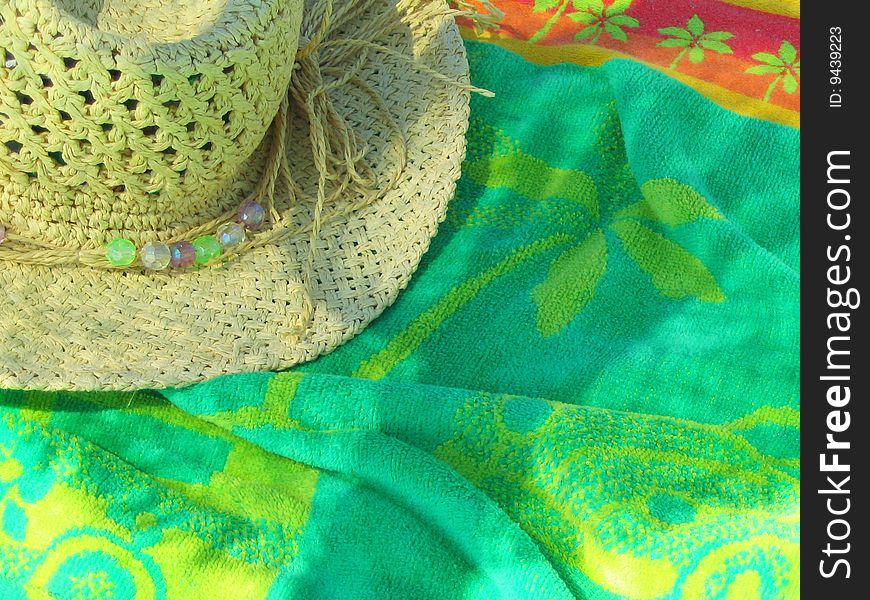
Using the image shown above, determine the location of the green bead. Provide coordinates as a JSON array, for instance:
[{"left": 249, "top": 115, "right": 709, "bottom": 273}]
[
  {"left": 105, "top": 238, "right": 137, "bottom": 267},
  {"left": 192, "top": 235, "right": 221, "bottom": 265}
]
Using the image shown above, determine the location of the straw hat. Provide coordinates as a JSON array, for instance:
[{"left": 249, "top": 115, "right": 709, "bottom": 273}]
[{"left": 0, "top": 0, "right": 483, "bottom": 390}]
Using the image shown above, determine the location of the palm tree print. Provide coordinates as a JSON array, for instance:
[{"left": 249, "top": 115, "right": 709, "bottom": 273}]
[
  {"left": 460, "top": 111, "right": 725, "bottom": 337},
  {"left": 569, "top": 0, "right": 639, "bottom": 44},
  {"left": 530, "top": 0, "right": 639, "bottom": 44},
  {"left": 657, "top": 15, "right": 734, "bottom": 70},
  {"left": 354, "top": 111, "right": 728, "bottom": 376},
  {"left": 746, "top": 40, "right": 800, "bottom": 102}
]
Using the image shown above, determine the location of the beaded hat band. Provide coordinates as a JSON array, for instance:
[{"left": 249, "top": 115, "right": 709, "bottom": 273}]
[{"left": 0, "top": 0, "right": 492, "bottom": 390}]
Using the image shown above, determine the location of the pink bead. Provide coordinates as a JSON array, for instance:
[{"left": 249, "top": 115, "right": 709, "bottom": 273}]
[
  {"left": 237, "top": 200, "right": 265, "bottom": 230},
  {"left": 169, "top": 241, "right": 196, "bottom": 268}
]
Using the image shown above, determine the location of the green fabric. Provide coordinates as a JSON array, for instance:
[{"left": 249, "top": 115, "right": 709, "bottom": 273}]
[{"left": 0, "top": 42, "right": 799, "bottom": 599}]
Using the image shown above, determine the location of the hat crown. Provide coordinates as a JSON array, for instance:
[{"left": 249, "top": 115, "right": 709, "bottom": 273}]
[{"left": 0, "top": 0, "right": 304, "bottom": 246}]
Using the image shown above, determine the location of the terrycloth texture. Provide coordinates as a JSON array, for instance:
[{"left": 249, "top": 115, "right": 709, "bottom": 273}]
[
  {"left": 458, "top": 0, "right": 800, "bottom": 127},
  {"left": 0, "top": 42, "right": 799, "bottom": 598}
]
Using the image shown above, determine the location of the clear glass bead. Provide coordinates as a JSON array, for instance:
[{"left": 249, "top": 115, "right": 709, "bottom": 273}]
[
  {"left": 217, "top": 222, "right": 245, "bottom": 249},
  {"left": 141, "top": 241, "right": 171, "bottom": 270}
]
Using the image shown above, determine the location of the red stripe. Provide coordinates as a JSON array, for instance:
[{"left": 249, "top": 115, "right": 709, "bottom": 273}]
[
  {"left": 462, "top": 0, "right": 800, "bottom": 112},
  {"left": 491, "top": 0, "right": 798, "bottom": 58}
]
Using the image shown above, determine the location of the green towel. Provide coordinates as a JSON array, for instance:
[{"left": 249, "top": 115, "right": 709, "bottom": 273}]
[{"left": 1, "top": 42, "right": 799, "bottom": 599}]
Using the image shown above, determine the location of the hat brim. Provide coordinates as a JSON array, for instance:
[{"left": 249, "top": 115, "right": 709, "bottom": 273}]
[{"left": 0, "top": 0, "right": 470, "bottom": 390}]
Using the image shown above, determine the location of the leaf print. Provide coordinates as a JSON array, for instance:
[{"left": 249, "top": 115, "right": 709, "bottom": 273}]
[
  {"left": 532, "top": 230, "right": 608, "bottom": 337},
  {"left": 658, "top": 38, "right": 690, "bottom": 49},
  {"left": 779, "top": 40, "right": 797, "bottom": 64},
  {"left": 686, "top": 14, "right": 704, "bottom": 37},
  {"left": 658, "top": 27, "right": 691, "bottom": 40},
  {"left": 698, "top": 40, "right": 733, "bottom": 54},
  {"left": 703, "top": 31, "right": 733, "bottom": 41},
  {"left": 571, "top": 11, "right": 598, "bottom": 24},
  {"left": 609, "top": 14, "right": 639, "bottom": 27},
  {"left": 604, "top": 22, "right": 628, "bottom": 42},
  {"left": 745, "top": 64, "right": 782, "bottom": 75},
  {"left": 746, "top": 40, "right": 800, "bottom": 102},
  {"left": 753, "top": 53, "right": 785, "bottom": 66},
  {"left": 609, "top": 0, "right": 632, "bottom": 12},
  {"left": 611, "top": 219, "right": 725, "bottom": 303},
  {"left": 616, "top": 179, "right": 722, "bottom": 226},
  {"left": 576, "top": 25, "right": 600, "bottom": 40},
  {"left": 657, "top": 15, "right": 734, "bottom": 70},
  {"left": 465, "top": 151, "right": 600, "bottom": 217}
]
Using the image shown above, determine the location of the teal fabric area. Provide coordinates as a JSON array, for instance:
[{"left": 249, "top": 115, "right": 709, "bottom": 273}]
[
  {"left": 1, "top": 41, "right": 799, "bottom": 599},
  {"left": 303, "top": 43, "right": 799, "bottom": 428}
]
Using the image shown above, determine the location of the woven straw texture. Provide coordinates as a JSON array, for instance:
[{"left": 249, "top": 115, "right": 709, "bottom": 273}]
[
  {"left": 0, "top": 0, "right": 471, "bottom": 390},
  {"left": 0, "top": 0, "right": 303, "bottom": 245}
]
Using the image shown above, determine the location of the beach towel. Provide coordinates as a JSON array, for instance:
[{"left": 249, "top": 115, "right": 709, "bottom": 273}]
[{"left": 0, "top": 3, "right": 799, "bottom": 598}]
